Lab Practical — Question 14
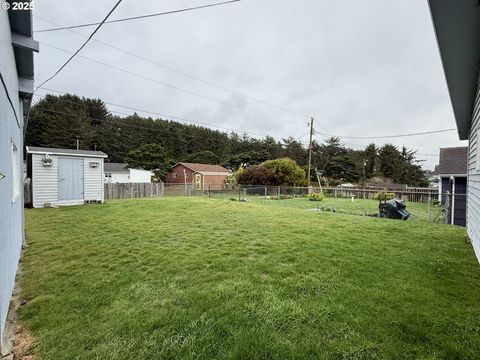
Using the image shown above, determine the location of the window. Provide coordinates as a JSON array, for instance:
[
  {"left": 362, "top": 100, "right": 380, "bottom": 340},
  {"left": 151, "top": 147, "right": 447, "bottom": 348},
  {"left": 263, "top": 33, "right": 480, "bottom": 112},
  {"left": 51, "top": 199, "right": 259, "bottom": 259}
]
[
  {"left": 172, "top": 173, "right": 178, "bottom": 179},
  {"left": 11, "top": 141, "right": 20, "bottom": 201}
]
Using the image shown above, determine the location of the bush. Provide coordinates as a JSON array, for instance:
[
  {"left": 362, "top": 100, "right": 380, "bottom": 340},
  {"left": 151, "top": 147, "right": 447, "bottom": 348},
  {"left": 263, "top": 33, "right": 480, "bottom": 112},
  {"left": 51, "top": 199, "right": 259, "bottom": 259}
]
[
  {"left": 308, "top": 193, "right": 324, "bottom": 201},
  {"left": 374, "top": 191, "right": 395, "bottom": 201},
  {"left": 237, "top": 165, "right": 280, "bottom": 186},
  {"left": 262, "top": 158, "right": 306, "bottom": 186}
]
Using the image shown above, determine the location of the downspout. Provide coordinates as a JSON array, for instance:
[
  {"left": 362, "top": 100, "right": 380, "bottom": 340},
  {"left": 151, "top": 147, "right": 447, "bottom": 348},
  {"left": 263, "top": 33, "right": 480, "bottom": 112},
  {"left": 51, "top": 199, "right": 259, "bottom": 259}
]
[{"left": 450, "top": 176, "right": 456, "bottom": 225}]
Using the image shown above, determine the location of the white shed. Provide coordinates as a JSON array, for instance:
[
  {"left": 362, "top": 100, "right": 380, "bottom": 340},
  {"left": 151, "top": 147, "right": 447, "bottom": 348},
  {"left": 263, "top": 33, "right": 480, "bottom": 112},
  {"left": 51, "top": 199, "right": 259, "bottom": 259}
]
[{"left": 26, "top": 147, "right": 108, "bottom": 208}]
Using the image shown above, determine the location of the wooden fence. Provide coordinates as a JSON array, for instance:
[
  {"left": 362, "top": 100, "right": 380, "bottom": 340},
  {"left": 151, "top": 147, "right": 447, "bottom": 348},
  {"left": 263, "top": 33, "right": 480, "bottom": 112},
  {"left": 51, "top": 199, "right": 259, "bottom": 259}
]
[
  {"left": 24, "top": 179, "right": 32, "bottom": 207},
  {"left": 104, "top": 182, "right": 164, "bottom": 200}
]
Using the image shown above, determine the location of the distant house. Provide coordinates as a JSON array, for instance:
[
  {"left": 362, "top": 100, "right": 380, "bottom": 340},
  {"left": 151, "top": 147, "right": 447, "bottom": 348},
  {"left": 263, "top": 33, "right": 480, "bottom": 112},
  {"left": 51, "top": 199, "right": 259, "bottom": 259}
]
[
  {"left": 165, "top": 162, "right": 231, "bottom": 190},
  {"left": 26, "top": 147, "right": 107, "bottom": 208},
  {"left": 429, "top": 1, "right": 480, "bottom": 259},
  {"left": 438, "top": 147, "right": 468, "bottom": 227},
  {"left": 0, "top": 2, "right": 38, "bottom": 345},
  {"left": 104, "top": 163, "right": 153, "bottom": 183}
]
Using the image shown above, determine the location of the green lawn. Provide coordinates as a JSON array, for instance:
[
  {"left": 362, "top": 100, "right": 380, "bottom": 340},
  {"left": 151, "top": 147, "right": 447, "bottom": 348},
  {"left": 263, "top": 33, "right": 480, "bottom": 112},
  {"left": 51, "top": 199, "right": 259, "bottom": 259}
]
[
  {"left": 22, "top": 197, "right": 480, "bottom": 359},
  {"left": 242, "top": 196, "right": 442, "bottom": 222}
]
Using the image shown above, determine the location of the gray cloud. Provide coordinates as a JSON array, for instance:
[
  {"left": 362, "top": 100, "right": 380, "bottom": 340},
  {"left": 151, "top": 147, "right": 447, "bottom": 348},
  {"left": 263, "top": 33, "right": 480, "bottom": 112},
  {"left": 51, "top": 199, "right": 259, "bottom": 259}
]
[{"left": 32, "top": 0, "right": 467, "bottom": 169}]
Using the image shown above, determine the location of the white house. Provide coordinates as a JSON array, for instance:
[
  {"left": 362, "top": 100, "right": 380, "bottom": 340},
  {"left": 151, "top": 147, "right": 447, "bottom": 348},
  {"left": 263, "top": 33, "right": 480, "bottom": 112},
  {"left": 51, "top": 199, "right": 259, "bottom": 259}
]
[
  {"left": 26, "top": 147, "right": 107, "bottom": 208},
  {"left": 104, "top": 163, "right": 153, "bottom": 183},
  {"left": 0, "top": 1, "right": 38, "bottom": 347},
  {"left": 429, "top": 0, "right": 480, "bottom": 261}
]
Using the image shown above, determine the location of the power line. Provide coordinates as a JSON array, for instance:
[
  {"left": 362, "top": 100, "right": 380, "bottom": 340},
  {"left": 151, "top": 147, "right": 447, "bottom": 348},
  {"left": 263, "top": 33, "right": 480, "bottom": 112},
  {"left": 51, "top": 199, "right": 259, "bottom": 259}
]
[
  {"left": 35, "top": 0, "right": 241, "bottom": 33},
  {"left": 315, "top": 128, "right": 456, "bottom": 140},
  {"left": 33, "top": 89, "right": 309, "bottom": 143},
  {"left": 31, "top": 93, "right": 310, "bottom": 146},
  {"left": 34, "top": 14, "right": 309, "bottom": 120},
  {"left": 0, "top": 71, "right": 20, "bottom": 128},
  {"left": 314, "top": 134, "right": 440, "bottom": 160},
  {"left": 34, "top": 0, "right": 123, "bottom": 92},
  {"left": 37, "top": 41, "right": 303, "bottom": 126},
  {"left": 29, "top": 105, "right": 310, "bottom": 150},
  {"left": 416, "top": 153, "right": 439, "bottom": 157}
]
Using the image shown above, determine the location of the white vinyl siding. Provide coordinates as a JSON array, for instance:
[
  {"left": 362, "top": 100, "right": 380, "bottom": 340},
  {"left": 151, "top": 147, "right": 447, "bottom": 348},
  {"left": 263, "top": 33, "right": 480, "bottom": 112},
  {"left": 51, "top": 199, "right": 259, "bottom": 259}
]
[
  {"left": 467, "top": 72, "right": 480, "bottom": 260},
  {"left": 84, "top": 159, "right": 104, "bottom": 201},
  {"left": 32, "top": 153, "right": 59, "bottom": 208}
]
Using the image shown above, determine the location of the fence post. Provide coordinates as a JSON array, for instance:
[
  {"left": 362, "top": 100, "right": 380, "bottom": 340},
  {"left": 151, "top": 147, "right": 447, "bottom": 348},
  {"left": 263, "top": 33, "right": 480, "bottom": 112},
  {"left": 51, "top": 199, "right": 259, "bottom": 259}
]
[
  {"left": 208, "top": 184, "right": 211, "bottom": 198},
  {"left": 238, "top": 186, "right": 241, "bottom": 202},
  {"left": 264, "top": 187, "right": 267, "bottom": 199},
  {"left": 428, "top": 193, "right": 431, "bottom": 222},
  {"left": 334, "top": 188, "right": 337, "bottom": 211},
  {"left": 445, "top": 191, "right": 451, "bottom": 224},
  {"left": 277, "top": 186, "right": 280, "bottom": 200}
]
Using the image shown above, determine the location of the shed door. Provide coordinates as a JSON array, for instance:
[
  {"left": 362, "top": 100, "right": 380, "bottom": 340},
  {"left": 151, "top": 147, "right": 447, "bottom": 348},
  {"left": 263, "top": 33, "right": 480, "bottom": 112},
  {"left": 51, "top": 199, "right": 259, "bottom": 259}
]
[{"left": 59, "top": 158, "right": 84, "bottom": 200}]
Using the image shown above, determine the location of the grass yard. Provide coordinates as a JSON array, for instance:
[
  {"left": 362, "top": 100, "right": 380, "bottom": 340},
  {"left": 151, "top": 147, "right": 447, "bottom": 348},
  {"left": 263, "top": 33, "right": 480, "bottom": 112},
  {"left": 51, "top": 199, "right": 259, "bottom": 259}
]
[
  {"left": 242, "top": 196, "right": 443, "bottom": 222},
  {"left": 22, "top": 197, "right": 480, "bottom": 359}
]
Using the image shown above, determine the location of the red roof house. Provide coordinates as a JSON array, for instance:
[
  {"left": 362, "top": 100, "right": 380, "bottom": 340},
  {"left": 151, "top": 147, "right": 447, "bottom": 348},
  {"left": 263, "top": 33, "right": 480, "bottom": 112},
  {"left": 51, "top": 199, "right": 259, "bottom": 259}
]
[{"left": 165, "top": 162, "right": 232, "bottom": 190}]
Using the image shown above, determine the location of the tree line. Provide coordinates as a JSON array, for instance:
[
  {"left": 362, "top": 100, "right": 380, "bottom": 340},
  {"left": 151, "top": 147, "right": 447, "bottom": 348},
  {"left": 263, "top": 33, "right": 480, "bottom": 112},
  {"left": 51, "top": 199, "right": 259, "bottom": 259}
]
[{"left": 25, "top": 94, "right": 428, "bottom": 186}]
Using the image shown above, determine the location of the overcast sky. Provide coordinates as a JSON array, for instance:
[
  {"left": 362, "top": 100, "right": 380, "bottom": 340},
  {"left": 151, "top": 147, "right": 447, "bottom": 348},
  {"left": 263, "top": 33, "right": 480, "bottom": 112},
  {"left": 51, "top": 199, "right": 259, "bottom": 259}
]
[{"left": 32, "top": 0, "right": 467, "bottom": 169}]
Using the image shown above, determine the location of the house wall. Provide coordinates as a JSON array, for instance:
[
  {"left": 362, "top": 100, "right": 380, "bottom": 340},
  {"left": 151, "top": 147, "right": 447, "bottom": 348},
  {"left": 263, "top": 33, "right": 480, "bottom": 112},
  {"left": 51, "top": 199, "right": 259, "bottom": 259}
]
[
  {"left": 129, "top": 169, "right": 152, "bottom": 183},
  {"left": 105, "top": 170, "right": 152, "bottom": 183},
  {"left": 453, "top": 177, "right": 467, "bottom": 227},
  {"left": 32, "top": 154, "right": 104, "bottom": 208},
  {"left": 467, "top": 73, "right": 480, "bottom": 260},
  {"left": 440, "top": 176, "right": 467, "bottom": 226},
  {"left": 105, "top": 172, "right": 130, "bottom": 183},
  {"left": 165, "top": 164, "right": 194, "bottom": 184},
  {"left": 203, "top": 175, "right": 229, "bottom": 190},
  {"left": 0, "top": 10, "right": 24, "bottom": 343}
]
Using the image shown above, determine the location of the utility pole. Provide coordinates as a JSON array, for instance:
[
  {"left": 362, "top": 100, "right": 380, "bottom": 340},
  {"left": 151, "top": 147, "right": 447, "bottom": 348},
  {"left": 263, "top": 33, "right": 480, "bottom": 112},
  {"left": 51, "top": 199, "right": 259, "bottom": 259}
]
[
  {"left": 307, "top": 117, "right": 314, "bottom": 188},
  {"left": 76, "top": 138, "right": 79, "bottom": 150}
]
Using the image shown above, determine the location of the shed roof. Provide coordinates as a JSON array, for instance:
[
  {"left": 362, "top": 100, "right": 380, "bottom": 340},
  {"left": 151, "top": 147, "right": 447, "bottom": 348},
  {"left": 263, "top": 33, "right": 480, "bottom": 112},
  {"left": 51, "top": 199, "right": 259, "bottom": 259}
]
[
  {"left": 174, "top": 162, "right": 231, "bottom": 173},
  {"left": 438, "top": 147, "right": 468, "bottom": 175},
  {"left": 26, "top": 146, "right": 108, "bottom": 158}
]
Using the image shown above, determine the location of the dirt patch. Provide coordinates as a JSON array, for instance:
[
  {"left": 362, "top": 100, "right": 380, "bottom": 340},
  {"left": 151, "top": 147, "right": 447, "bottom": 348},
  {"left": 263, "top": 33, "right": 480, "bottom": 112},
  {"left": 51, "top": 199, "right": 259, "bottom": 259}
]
[{"left": 12, "top": 324, "right": 36, "bottom": 360}]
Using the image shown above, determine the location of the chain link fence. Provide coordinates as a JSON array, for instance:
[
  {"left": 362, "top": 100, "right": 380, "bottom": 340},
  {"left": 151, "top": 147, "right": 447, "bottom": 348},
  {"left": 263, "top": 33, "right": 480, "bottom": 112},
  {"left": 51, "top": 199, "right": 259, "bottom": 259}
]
[
  {"left": 163, "top": 183, "right": 239, "bottom": 198},
  {"left": 238, "top": 185, "right": 465, "bottom": 224},
  {"left": 162, "top": 183, "right": 465, "bottom": 225}
]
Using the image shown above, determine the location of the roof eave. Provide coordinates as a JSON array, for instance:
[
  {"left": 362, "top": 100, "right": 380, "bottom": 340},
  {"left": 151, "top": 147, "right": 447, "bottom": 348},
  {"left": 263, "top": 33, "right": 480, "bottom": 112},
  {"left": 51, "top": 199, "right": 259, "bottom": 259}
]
[
  {"left": 26, "top": 146, "right": 108, "bottom": 158},
  {"left": 428, "top": 0, "right": 480, "bottom": 140}
]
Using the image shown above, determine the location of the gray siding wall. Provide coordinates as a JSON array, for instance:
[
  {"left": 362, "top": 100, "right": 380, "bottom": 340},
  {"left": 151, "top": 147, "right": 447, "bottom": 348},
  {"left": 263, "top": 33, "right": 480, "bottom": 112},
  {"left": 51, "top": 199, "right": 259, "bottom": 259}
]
[
  {"left": 467, "top": 72, "right": 480, "bottom": 260},
  {"left": 32, "top": 154, "right": 104, "bottom": 208},
  {"left": 0, "top": 11, "right": 24, "bottom": 342}
]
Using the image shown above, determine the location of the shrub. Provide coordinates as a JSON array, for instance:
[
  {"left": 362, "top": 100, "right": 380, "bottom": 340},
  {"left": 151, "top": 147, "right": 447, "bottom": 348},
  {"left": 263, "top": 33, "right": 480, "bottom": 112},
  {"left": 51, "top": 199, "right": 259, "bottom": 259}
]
[
  {"left": 262, "top": 158, "right": 306, "bottom": 186},
  {"left": 237, "top": 165, "right": 280, "bottom": 186},
  {"left": 308, "top": 193, "right": 324, "bottom": 201},
  {"left": 374, "top": 191, "right": 395, "bottom": 201}
]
